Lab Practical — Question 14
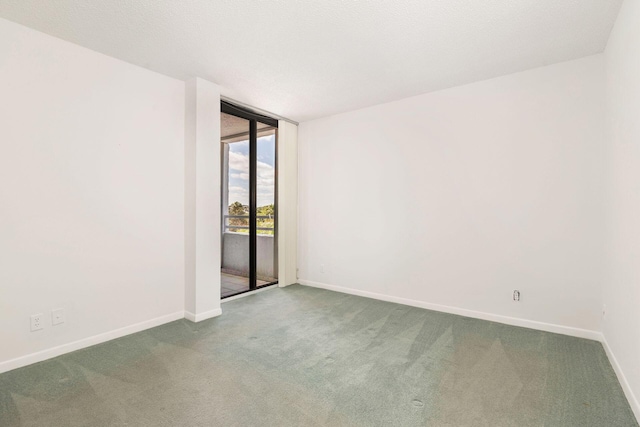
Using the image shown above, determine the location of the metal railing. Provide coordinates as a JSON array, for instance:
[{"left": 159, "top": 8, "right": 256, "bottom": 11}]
[{"left": 223, "top": 215, "right": 275, "bottom": 233}]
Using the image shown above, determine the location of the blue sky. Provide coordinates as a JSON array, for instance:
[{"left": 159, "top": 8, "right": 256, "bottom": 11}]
[{"left": 228, "top": 134, "right": 275, "bottom": 207}]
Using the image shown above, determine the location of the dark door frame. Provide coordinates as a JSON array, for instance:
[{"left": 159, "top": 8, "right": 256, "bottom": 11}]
[{"left": 221, "top": 101, "right": 278, "bottom": 295}]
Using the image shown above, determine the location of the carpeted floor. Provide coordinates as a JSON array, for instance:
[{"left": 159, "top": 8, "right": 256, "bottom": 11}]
[{"left": 0, "top": 285, "right": 637, "bottom": 426}]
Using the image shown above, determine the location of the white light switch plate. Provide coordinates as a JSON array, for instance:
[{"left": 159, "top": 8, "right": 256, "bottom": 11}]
[{"left": 52, "top": 308, "right": 65, "bottom": 326}]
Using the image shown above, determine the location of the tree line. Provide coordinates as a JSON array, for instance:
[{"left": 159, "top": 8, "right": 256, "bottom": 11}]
[{"left": 227, "top": 201, "right": 275, "bottom": 235}]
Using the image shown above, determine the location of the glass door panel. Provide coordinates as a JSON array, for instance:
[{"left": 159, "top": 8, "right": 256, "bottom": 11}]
[
  {"left": 221, "top": 112, "right": 251, "bottom": 298},
  {"left": 220, "top": 103, "right": 279, "bottom": 299}
]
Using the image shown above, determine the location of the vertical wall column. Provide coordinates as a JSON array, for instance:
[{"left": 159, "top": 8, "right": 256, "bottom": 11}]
[
  {"left": 185, "top": 78, "right": 222, "bottom": 321},
  {"left": 277, "top": 120, "right": 299, "bottom": 287}
]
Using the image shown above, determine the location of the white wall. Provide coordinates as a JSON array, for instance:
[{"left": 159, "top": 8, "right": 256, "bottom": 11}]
[
  {"left": 603, "top": 0, "right": 640, "bottom": 417},
  {"left": 298, "top": 55, "right": 606, "bottom": 336},
  {"left": 0, "top": 18, "right": 185, "bottom": 371}
]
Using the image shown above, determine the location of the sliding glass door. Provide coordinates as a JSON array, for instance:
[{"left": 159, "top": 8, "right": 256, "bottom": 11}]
[{"left": 220, "top": 102, "right": 278, "bottom": 298}]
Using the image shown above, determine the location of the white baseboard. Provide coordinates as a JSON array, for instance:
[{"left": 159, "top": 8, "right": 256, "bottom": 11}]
[
  {"left": 0, "top": 311, "right": 185, "bottom": 375},
  {"left": 184, "top": 307, "right": 222, "bottom": 322},
  {"left": 601, "top": 336, "right": 640, "bottom": 422},
  {"left": 298, "top": 279, "right": 601, "bottom": 341},
  {"left": 300, "top": 279, "right": 638, "bottom": 424}
]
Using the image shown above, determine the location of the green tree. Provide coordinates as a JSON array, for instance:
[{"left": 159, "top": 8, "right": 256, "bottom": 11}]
[
  {"left": 229, "top": 201, "right": 246, "bottom": 216},
  {"left": 257, "top": 204, "right": 275, "bottom": 235},
  {"left": 228, "top": 201, "right": 248, "bottom": 233},
  {"left": 257, "top": 204, "right": 274, "bottom": 217},
  {"left": 226, "top": 202, "right": 276, "bottom": 235}
]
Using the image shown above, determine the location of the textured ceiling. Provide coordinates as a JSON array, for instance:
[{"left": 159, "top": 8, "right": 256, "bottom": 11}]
[{"left": 0, "top": 0, "right": 623, "bottom": 122}]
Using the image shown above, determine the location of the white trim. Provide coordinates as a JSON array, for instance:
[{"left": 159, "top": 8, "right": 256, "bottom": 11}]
[
  {"left": 0, "top": 311, "right": 184, "bottom": 375},
  {"left": 298, "top": 279, "right": 601, "bottom": 341},
  {"left": 277, "top": 120, "right": 298, "bottom": 288},
  {"left": 601, "top": 335, "right": 640, "bottom": 422},
  {"left": 184, "top": 308, "right": 222, "bottom": 322},
  {"left": 221, "top": 285, "right": 276, "bottom": 303},
  {"left": 300, "top": 279, "right": 638, "bottom": 423}
]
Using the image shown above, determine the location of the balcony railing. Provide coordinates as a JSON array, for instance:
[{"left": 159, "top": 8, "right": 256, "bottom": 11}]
[
  {"left": 223, "top": 215, "right": 274, "bottom": 233},
  {"left": 222, "top": 215, "right": 276, "bottom": 280}
]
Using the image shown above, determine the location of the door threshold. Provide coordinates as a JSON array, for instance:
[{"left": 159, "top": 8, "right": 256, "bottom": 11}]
[{"left": 221, "top": 283, "right": 278, "bottom": 303}]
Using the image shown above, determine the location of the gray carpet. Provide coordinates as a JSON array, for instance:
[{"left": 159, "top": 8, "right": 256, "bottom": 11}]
[{"left": 0, "top": 285, "right": 637, "bottom": 426}]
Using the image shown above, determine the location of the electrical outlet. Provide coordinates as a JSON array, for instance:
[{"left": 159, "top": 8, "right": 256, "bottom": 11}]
[
  {"left": 30, "top": 314, "right": 44, "bottom": 331},
  {"left": 602, "top": 304, "right": 607, "bottom": 319},
  {"left": 513, "top": 290, "right": 520, "bottom": 302},
  {"left": 52, "top": 308, "right": 65, "bottom": 326}
]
